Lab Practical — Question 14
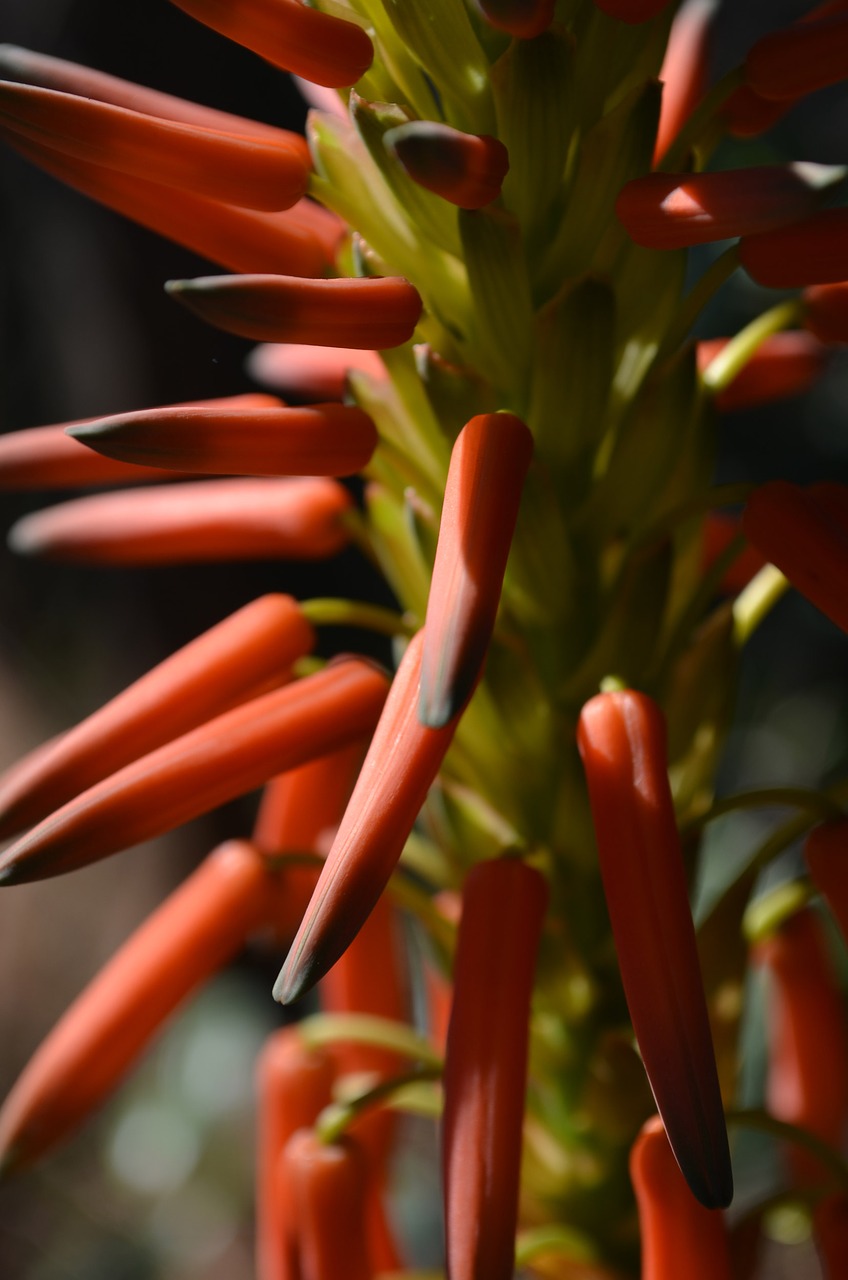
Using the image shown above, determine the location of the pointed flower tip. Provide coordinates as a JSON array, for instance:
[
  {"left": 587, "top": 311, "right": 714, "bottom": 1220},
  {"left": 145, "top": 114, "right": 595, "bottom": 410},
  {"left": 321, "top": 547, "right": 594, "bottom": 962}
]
[{"left": 386, "top": 122, "right": 509, "bottom": 210}]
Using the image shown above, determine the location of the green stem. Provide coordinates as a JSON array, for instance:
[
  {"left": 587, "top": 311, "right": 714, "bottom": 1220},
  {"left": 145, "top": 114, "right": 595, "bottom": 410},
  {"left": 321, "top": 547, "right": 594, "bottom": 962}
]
[
  {"left": 301, "top": 597, "right": 414, "bottom": 637},
  {"left": 316, "top": 1063, "right": 443, "bottom": 1144},
  {"left": 515, "top": 1224, "right": 598, "bottom": 1268},
  {"left": 298, "top": 1012, "right": 443, "bottom": 1069},
  {"left": 685, "top": 786, "right": 847, "bottom": 834},
  {"left": 701, "top": 299, "right": 804, "bottom": 395},
  {"left": 727, "top": 1108, "right": 848, "bottom": 1192},
  {"left": 733, "top": 564, "right": 790, "bottom": 646}
]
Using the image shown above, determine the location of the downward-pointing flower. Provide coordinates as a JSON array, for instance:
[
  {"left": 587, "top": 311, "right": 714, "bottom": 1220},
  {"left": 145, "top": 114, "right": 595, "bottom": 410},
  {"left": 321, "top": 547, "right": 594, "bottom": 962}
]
[
  {"left": 419, "top": 412, "right": 533, "bottom": 728},
  {"left": 0, "top": 839, "right": 273, "bottom": 1173},
  {"left": 8, "top": 477, "right": 354, "bottom": 564},
  {"left": 385, "top": 123, "right": 509, "bottom": 210},
  {"left": 616, "top": 168, "right": 825, "bottom": 251},
  {"left": 169, "top": 0, "right": 374, "bottom": 88},
  {"left": 0, "top": 594, "right": 313, "bottom": 839},
  {"left": 442, "top": 857, "right": 547, "bottom": 1280},
  {"left": 742, "top": 480, "right": 848, "bottom": 636},
  {"left": 67, "top": 403, "right": 378, "bottom": 478},
  {"left": 0, "top": 80, "right": 310, "bottom": 211},
  {"left": 274, "top": 631, "right": 462, "bottom": 1004},
  {"left": 630, "top": 1117, "right": 733, "bottom": 1280},
  {"left": 0, "top": 659, "right": 388, "bottom": 884},
  {"left": 577, "top": 690, "right": 732, "bottom": 1209},
  {"left": 165, "top": 274, "right": 423, "bottom": 349},
  {"left": 281, "top": 1130, "right": 372, "bottom": 1280}
]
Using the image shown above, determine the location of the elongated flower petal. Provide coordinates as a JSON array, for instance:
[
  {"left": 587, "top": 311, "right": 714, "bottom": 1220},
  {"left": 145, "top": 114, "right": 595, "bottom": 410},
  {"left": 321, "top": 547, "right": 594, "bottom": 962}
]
[
  {"left": 0, "top": 81, "right": 310, "bottom": 211},
  {"left": 814, "top": 1193, "right": 848, "bottom": 1280},
  {"left": 281, "top": 1130, "right": 372, "bottom": 1280},
  {"left": 419, "top": 412, "right": 533, "bottom": 728},
  {"left": 68, "top": 403, "right": 378, "bottom": 478},
  {"left": 255, "top": 1029, "right": 336, "bottom": 1280},
  {"left": 654, "top": 0, "right": 718, "bottom": 165},
  {"left": 805, "top": 821, "right": 848, "bottom": 942},
  {"left": 247, "top": 344, "right": 385, "bottom": 400},
  {"left": 577, "top": 690, "right": 732, "bottom": 1209},
  {"left": 471, "top": 0, "right": 554, "bottom": 39},
  {"left": 0, "top": 395, "right": 281, "bottom": 489},
  {"left": 8, "top": 477, "right": 354, "bottom": 564},
  {"left": 0, "top": 839, "right": 272, "bottom": 1171},
  {"left": 443, "top": 858, "right": 547, "bottom": 1280},
  {"left": 4, "top": 130, "right": 337, "bottom": 276},
  {"left": 745, "top": 15, "right": 848, "bottom": 103},
  {"left": 0, "top": 659, "right": 388, "bottom": 884},
  {"left": 385, "top": 123, "right": 509, "bottom": 210},
  {"left": 616, "top": 168, "right": 824, "bottom": 250},
  {"left": 742, "top": 480, "right": 848, "bottom": 635},
  {"left": 739, "top": 209, "right": 848, "bottom": 287},
  {"left": 804, "top": 283, "right": 848, "bottom": 345},
  {"left": 697, "top": 333, "right": 828, "bottom": 411},
  {"left": 166, "top": 274, "right": 423, "bottom": 349},
  {"left": 275, "top": 631, "right": 461, "bottom": 1004},
  {"left": 631, "top": 1117, "right": 733, "bottom": 1280},
  {"left": 0, "top": 594, "right": 312, "bottom": 839},
  {"left": 753, "top": 908, "right": 848, "bottom": 1185},
  {"left": 169, "top": 0, "right": 373, "bottom": 88},
  {"left": 721, "top": 85, "right": 791, "bottom": 139},
  {"left": 593, "top": 0, "right": 673, "bottom": 23}
]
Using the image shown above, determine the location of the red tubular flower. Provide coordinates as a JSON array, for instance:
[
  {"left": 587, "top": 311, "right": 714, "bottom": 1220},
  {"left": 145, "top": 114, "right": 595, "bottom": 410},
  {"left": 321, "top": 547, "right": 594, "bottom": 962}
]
[
  {"left": 166, "top": 274, "right": 423, "bottom": 349},
  {"left": 0, "top": 659, "right": 389, "bottom": 885},
  {"left": 0, "top": 839, "right": 273, "bottom": 1172},
  {"left": 255, "top": 1029, "right": 337, "bottom": 1280},
  {"left": 721, "top": 85, "right": 791, "bottom": 140},
  {"left": 169, "top": 0, "right": 374, "bottom": 88},
  {"left": 67, "top": 402, "right": 378, "bottom": 478},
  {"left": 0, "top": 594, "right": 313, "bottom": 839},
  {"left": 0, "top": 81, "right": 310, "bottom": 212},
  {"left": 697, "top": 333, "right": 828, "bottom": 411},
  {"left": 804, "top": 284, "right": 848, "bottom": 345},
  {"left": 3, "top": 130, "right": 338, "bottom": 276},
  {"left": 247, "top": 344, "right": 385, "bottom": 400},
  {"left": 419, "top": 412, "right": 533, "bottom": 728},
  {"left": 805, "top": 821, "right": 848, "bottom": 942},
  {"left": 615, "top": 168, "right": 823, "bottom": 251},
  {"left": 253, "top": 744, "right": 366, "bottom": 861},
  {"left": 385, "top": 123, "right": 510, "bottom": 211},
  {"left": 739, "top": 209, "right": 848, "bottom": 288},
  {"left": 699, "top": 513, "right": 766, "bottom": 594},
  {"left": 470, "top": 0, "right": 555, "bottom": 39},
  {"left": 653, "top": 0, "right": 718, "bottom": 165},
  {"left": 281, "top": 1129, "right": 373, "bottom": 1280},
  {"left": 744, "top": 16, "right": 848, "bottom": 103},
  {"left": 0, "top": 395, "right": 281, "bottom": 489},
  {"left": 593, "top": 0, "right": 674, "bottom": 24},
  {"left": 442, "top": 858, "right": 548, "bottom": 1280},
  {"left": 742, "top": 480, "right": 848, "bottom": 635},
  {"left": 630, "top": 1117, "right": 733, "bottom": 1280},
  {"left": 7, "top": 477, "right": 354, "bottom": 564},
  {"left": 814, "top": 1193, "right": 848, "bottom": 1280},
  {"left": 753, "top": 908, "right": 848, "bottom": 1185},
  {"left": 274, "top": 631, "right": 462, "bottom": 1005},
  {"left": 577, "top": 690, "right": 732, "bottom": 1209}
]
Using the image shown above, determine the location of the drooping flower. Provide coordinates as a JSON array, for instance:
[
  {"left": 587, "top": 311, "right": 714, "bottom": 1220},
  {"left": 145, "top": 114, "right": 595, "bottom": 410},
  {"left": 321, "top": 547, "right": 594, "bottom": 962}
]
[{"left": 281, "top": 1129, "right": 373, "bottom": 1280}]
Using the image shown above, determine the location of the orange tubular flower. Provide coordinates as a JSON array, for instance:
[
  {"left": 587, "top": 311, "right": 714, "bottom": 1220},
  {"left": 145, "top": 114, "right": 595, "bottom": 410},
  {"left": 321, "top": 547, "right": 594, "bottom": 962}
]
[
  {"left": 744, "top": 15, "right": 848, "bottom": 103},
  {"left": 7, "top": 476, "right": 354, "bottom": 564},
  {"left": 630, "top": 1117, "right": 733, "bottom": 1280},
  {"left": 255, "top": 1029, "right": 337, "bottom": 1280},
  {"left": 385, "top": 123, "right": 510, "bottom": 211},
  {"left": 0, "top": 81, "right": 310, "bottom": 212},
  {"left": 742, "top": 480, "right": 848, "bottom": 636},
  {"left": 653, "top": 0, "right": 717, "bottom": 166},
  {"left": 0, "top": 594, "right": 313, "bottom": 839},
  {"left": 615, "top": 168, "right": 823, "bottom": 251},
  {"left": 697, "top": 334, "right": 828, "bottom": 412},
  {"left": 593, "top": 0, "right": 673, "bottom": 23},
  {"left": 419, "top": 412, "right": 533, "bottom": 728},
  {"left": 247, "top": 344, "right": 385, "bottom": 400},
  {"left": 274, "top": 631, "right": 462, "bottom": 1005},
  {"left": 804, "top": 284, "right": 848, "bottom": 346},
  {"left": 739, "top": 209, "right": 848, "bottom": 288},
  {"left": 0, "top": 395, "right": 280, "bottom": 489},
  {"left": 577, "top": 690, "right": 732, "bottom": 1209},
  {"left": 166, "top": 274, "right": 423, "bottom": 349},
  {"left": 67, "top": 402, "right": 378, "bottom": 478},
  {"left": 281, "top": 1129, "right": 373, "bottom": 1280},
  {"left": 805, "top": 820, "right": 848, "bottom": 942},
  {"left": 0, "top": 839, "right": 274, "bottom": 1172},
  {"left": 814, "top": 1193, "right": 848, "bottom": 1280},
  {"left": 0, "top": 659, "right": 389, "bottom": 885},
  {"left": 170, "top": 0, "right": 373, "bottom": 88},
  {"left": 442, "top": 858, "right": 548, "bottom": 1280},
  {"left": 471, "top": 0, "right": 555, "bottom": 39},
  {"left": 753, "top": 908, "right": 848, "bottom": 1186}
]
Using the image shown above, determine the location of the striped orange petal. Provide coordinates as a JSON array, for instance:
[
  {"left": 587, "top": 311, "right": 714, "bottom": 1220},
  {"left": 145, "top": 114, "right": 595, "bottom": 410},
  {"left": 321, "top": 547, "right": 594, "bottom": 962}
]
[
  {"left": 577, "top": 690, "right": 732, "bottom": 1209},
  {"left": 166, "top": 273, "right": 423, "bottom": 349}
]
